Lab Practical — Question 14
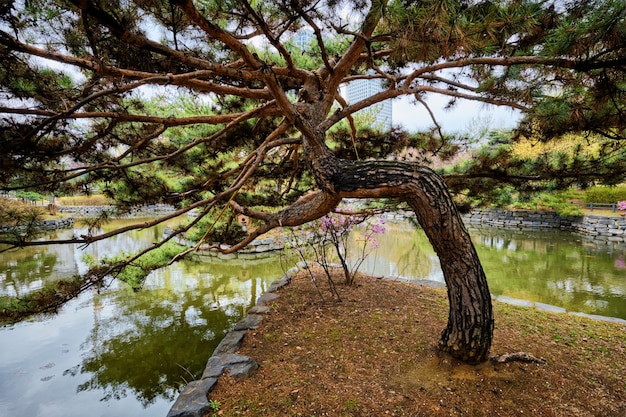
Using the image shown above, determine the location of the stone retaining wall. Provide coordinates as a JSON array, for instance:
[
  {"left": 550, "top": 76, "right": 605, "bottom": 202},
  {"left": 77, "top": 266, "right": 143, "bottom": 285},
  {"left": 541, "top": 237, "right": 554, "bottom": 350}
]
[
  {"left": 0, "top": 217, "right": 74, "bottom": 234},
  {"left": 571, "top": 215, "right": 626, "bottom": 241},
  {"left": 462, "top": 209, "right": 579, "bottom": 230},
  {"left": 169, "top": 230, "right": 286, "bottom": 260},
  {"left": 190, "top": 237, "right": 285, "bottom": 258},
  {"left": 58, "top": 204, "right": 175, "bottom": 218},
  {"left": 463, "top": 209, "right": 626, "bottom": 243}
]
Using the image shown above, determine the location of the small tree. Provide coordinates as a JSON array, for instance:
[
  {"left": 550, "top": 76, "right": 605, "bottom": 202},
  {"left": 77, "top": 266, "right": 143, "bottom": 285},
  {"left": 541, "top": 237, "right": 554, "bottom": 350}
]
[
  {"left": 286, "top": 211, "right": 386, "bottom": 287},
  {"left": 319, "top": 213, "right": 385, "bottom": 286}
]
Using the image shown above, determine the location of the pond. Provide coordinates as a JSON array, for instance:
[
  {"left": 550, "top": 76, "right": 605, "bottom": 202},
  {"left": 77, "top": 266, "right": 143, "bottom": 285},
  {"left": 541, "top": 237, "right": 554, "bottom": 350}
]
[
  {"left": 360, "top": 220, "right": 626, "bottom": 320},
  {"left": 1, "top": 218, "right": 625, "bottom": 417},
  {"left": 0, "top": 219, "right": 293, "bottom": 417}
]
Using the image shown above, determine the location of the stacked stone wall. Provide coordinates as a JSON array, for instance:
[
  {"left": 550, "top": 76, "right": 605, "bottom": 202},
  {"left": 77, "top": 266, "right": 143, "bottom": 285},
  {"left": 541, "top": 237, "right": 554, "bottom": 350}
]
[
  {"left": 463, "top": 209, "right": 626, "bottom": 243},
  {"left": 0, "top": 217, "right": 74, "bottom": 234},
  {"left": 570, "top": 215, "right": 626, "bottom": 242},
  {"left": 57, "top": 204, "right": 175, "bottom": 218}
]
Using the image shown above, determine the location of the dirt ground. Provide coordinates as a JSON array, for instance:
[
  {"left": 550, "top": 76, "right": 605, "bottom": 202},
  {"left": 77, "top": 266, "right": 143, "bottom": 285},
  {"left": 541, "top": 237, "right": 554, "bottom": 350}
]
[{"left": 207, "top": 268, "right": 626, "bottom": 417}]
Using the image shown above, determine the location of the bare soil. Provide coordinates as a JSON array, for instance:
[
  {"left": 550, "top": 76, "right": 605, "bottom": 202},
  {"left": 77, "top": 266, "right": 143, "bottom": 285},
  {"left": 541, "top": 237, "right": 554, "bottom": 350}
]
[{"left": 208, "top": 268, "right": 626, "bottom": 417}]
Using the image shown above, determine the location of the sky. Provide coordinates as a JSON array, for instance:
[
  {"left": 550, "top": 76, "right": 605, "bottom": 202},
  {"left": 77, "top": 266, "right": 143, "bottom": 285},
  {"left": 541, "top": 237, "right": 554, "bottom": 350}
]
[{"left": 392, "top": 94, "right": 523, "bottom": 135}]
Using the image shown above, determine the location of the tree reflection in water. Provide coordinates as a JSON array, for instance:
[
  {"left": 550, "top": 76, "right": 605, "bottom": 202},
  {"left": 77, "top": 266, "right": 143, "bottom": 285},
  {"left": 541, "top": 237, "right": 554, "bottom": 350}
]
[
  {"left": 71, "top": 256, "right": 282, "bottom": 406},
  {"left": 0, "top": 219, "right": 293, "bottom": 417},
  {"left": 360, "top": 221, "right": 626, "bottom": 320}
]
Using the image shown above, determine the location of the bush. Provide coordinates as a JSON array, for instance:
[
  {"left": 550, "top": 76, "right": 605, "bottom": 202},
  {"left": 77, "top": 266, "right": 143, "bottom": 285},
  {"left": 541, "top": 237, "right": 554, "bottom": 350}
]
[
  {"left": 509, "top": 193, "right": 583, "bottom": 216},
  {"left": 0, "top": 197, "right": 45, "bottom": 226},
  {"left": 583, "top": 186, "right": 626, "bottom": 204},
  {"left": 490, "top": 186, "right": 515, "bottom": 208}
]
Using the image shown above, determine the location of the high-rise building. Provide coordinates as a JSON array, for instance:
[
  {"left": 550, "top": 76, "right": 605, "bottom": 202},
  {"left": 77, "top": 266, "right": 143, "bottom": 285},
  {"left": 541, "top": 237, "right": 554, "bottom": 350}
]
[
  {"left": 345, "top": 74, "right": 393, "bottom": 131},
  {"left": 292, "top": 29, "right": 315, "bottom": 51},
  {"left": 291, "top": 30, "right": 393, "bottom": 131}
]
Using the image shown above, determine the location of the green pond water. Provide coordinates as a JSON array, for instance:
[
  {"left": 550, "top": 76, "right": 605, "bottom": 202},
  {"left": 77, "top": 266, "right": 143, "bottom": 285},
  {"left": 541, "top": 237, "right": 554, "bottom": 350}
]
[
  {"left": 0, "top": 217, "right": 625, "bottom": 417},
  {"left": 362, "top": 221, "right": 626, "bottom": 319}
]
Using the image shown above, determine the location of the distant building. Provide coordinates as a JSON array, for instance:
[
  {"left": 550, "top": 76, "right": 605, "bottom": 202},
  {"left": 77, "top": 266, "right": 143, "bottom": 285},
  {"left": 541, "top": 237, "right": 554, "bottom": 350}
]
[
  {"left": 291, "top": 30, "right": 393, "bottom": 130},
  {"left": 292, "top": 29, "right": 315, "bottom": 51},
  {"left": 345, "top": 74, "right": 393, "bottom": 131}
]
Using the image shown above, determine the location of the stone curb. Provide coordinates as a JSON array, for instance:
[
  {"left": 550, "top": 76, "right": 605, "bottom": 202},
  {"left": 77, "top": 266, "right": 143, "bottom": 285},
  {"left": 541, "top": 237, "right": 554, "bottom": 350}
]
[{"left": 165, "top": 266, "right": 297, "bottom": 417}]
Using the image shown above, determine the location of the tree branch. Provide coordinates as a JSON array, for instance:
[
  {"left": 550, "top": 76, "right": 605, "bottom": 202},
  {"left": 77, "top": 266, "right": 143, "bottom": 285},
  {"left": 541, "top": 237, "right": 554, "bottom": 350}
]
[
  {"left": 414, "top": 95, "right": 446, "bottom": 155},
  {"left": 227, "top": 190, "right": 342, "bottom": 253},
  {"left": 8, "top": 101, "right": 277, "bottom": 191},
  {"left": 327, "top": 0, "right": 386, "bottom": 100},
  {"left": 0, "top": 107, "right": 280, "bottom": 127},
  {"left": 291, "top": 0, "right": 334, "bottom": 75}
]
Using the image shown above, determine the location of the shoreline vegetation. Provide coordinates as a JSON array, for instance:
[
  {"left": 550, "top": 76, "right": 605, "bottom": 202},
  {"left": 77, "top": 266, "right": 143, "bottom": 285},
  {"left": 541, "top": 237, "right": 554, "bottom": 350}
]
[{"left": 205, "top": 270, "right": 626, "bottom": 417}]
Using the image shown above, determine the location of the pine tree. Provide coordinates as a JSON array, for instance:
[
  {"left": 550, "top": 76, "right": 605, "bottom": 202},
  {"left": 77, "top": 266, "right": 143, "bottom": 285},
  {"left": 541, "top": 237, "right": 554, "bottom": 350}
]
[{"left": 1, "top": 0, "right": 624, "bottom": 362}]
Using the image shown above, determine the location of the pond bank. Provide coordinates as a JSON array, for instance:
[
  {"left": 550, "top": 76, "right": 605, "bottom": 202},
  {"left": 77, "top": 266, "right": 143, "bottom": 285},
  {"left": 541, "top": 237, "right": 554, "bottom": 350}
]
[
  {"left": 0, "top": 204, "right": 177, "bottom": 234},
  {"left": 167, "top": 209, "right": 626, "bottom": 417},
  {"left": 0, "top": 217, "right": 74, "bottom": 234},
  {"left": 463, "top": 209, "right": 626, "bottom": 243},
  {"left": 167, "top": 258, "right": 626, "bottom": 417},
  {"left": 57, "top": 204, "right": 175, "bottom": 218}
]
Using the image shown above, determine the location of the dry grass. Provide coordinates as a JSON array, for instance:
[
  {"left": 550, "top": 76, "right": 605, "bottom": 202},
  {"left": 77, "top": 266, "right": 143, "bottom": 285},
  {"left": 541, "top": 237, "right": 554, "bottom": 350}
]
[
  {"left": 581, "top": 208, "right": 624, "bottom": 218},
  {"left": 56, "top": 195, "right": 112, "bottom": 206},
  {"left": 208, "top": 269, "right": 626, "bottom": 417}
]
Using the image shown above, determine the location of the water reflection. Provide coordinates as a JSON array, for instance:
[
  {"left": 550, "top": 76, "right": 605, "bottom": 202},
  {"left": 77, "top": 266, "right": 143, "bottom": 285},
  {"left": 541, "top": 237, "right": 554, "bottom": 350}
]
[
  {"left": 471, "top": 227, "right": 626, "bottom": 319},
  {"left": 357, "top": 221, "right": 626, "bottom": 320},
  {"left": 0, "top": 219, "right": 291, "bottom": 417},
  {"left": 354, "top": 220, "right": 440, "bottom": 281},
  {"left": 0, "top": 229, "right": 78, "bottom": 297},
  {"left": 0, "top": 219, "right": 172, "bottom": 297},
  {"left": 73, "top": 259, "right": 275, "bottom": 407}
]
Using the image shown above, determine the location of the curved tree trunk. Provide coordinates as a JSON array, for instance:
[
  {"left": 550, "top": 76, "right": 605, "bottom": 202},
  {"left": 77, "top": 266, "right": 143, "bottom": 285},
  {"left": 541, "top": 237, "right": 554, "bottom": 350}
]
[
  {"left": 404, "top": 175, "right": 493, "bottom": 363},
  {"left": 315, "top": 155, "right": 494, "bottom": 363}
]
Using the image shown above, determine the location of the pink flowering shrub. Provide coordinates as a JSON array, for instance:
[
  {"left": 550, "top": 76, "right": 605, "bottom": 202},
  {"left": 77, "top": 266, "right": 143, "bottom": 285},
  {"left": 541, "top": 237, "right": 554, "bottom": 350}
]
[
  {"left": 618, "top": 201, "right": 626, "bottom": 215},
  {"left": 285, "top": 211, "right": 386, "bottom": 289}
]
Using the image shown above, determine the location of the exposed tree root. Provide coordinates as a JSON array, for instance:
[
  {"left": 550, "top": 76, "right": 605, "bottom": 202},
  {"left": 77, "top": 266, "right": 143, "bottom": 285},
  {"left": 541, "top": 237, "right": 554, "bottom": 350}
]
[{"left": 490, "top": 352, "right": 547, "bottom": 365}]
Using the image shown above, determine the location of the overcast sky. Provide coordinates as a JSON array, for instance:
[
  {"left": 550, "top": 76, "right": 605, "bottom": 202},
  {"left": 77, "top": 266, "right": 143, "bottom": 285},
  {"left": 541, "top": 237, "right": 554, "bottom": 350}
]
[{"left": 392, "top": 95, "right": 523, "bottom": 134}]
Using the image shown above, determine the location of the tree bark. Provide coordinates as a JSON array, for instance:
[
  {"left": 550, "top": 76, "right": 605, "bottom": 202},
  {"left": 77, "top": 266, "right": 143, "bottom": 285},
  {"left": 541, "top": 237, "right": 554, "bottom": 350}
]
[{"left": 314, "top": 154, "right": 494, "bottom": 363}]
